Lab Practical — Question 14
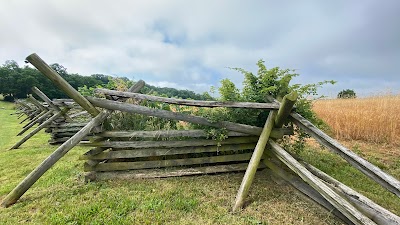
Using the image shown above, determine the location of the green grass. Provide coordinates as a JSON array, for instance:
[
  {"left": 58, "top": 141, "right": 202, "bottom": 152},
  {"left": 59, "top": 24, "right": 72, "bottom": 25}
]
[{"left": 0, "top": 100, "right": 398, "bottom": 224}]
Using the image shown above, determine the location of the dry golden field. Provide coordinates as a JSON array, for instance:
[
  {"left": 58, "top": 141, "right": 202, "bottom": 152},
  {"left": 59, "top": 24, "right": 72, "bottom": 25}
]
[{"left": 313, "top": 94, "right": 400, "bottom": 146}]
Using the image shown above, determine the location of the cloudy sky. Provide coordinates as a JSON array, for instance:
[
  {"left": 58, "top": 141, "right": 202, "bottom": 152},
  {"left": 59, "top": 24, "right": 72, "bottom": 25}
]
[{"left": 1, "top": 0, "right": 399, "bottom": 97}]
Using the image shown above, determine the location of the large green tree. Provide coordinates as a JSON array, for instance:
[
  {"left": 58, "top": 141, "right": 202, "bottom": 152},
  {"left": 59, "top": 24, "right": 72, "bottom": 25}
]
[
  {"left": 0, "top": 61, "right": 111, "bottom": 101},
  {"left": 337, "top": 89, "right": 356, "bottom": 99}
]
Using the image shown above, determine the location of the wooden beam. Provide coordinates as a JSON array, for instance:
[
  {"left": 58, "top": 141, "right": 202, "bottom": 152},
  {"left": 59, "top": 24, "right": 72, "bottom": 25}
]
[
  {"left": 303, "top": 162, "right": 400, "bottom": 225},
  {"left": 17, "top": 110, "right": 54, "bottom": 136},
  {"left": 85, "top": 153, "right": 257, "bottom": 172},
  {"left": 68, "top": 111, "right": 89, "bottom": 119},
  {"left": 268, "top": 140, "right": 375, "bottom": 225},
  {"left": 31, "top": 87, "right": 60, "bottom": 111},
  {"left": 46, "top": 122, "right": 88, "bottom": 128},
  {"left": 80, "top": 143, "right": 257, "bottom": 160},
  {"left": 264, "top": 159, "right": 353, "bottom": 225},
  {"left": 95, "top": 88, "right": 281, "bottom": 109},
  {"left": 27, "top": 95, "right": 47, "bottom": 112},
  {"left": 87, "top": 96, "right": 266, "bottom": 135},
  {"left": 50, "top": 127, "right": 85, "bottom": 133},
  {"left": 233, "top": 92, "right": 297, "bottom": 212},
  {"left": 10, "top": 109, "right": 68, "bottom": 149},
  {"left": 84, "top": 147, "right": 109, "bottom": 156},
  {"left": 233, "top": 110, "right": 277, "bottom": 212},
  {"left": 52, "top": 132, "right": 83, "bottom": 138},
  {"left": 87, "top": 163, "right": 266, "bottom": 181},
  {"left": 20, "top": 110, "right": 45, "bottom": 126},
  {"left": 96, "top": 128, "right": 293, "bottom": 139},
  {"left": 26, "top": 53, "right": 100, "bottom": 117},
  {"left": 290, "top": 112, "right": 400, "bottom": 198},
  {"left": 80, "top": 136, "right": 258, "bottom": 148},
  {"left": 48, "top": 137, "right": 91, "bottom": 145},
  {"left": 274, "top": 92, "right": 298, "bottom": 127},
  {"left": 98, "top": 129, "right": 248, "bottom": 138}
]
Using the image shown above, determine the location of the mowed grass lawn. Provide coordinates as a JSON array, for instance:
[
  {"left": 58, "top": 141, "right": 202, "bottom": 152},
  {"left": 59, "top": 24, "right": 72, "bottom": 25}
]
[{"left": 0, "top": 100, "right": 399, "bottom": 224}]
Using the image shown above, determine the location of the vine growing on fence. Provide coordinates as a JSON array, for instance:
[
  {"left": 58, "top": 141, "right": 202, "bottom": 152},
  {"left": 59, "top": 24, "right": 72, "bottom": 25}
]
[{"left": 193, "top": 59, "right": 335, "bottom": 152}]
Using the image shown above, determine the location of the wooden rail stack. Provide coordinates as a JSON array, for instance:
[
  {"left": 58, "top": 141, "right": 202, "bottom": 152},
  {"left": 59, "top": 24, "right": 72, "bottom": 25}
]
[
  {"left": 10, "top": 92, "right": 91, "bottom": 148},
  {"left": 80, "top": 88, "right": 290, "bottom": 182},
  {"left": 2, "top": 53, "right": 400, "bottom": 225},
  {"left": 43, "top": 99, "right": 91, "bottom": 144}
]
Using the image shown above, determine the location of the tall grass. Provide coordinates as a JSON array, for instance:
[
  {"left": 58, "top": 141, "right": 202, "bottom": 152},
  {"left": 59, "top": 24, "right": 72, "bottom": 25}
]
[{"left": 313, "top": 94, "right": 400, "bottom": 146}]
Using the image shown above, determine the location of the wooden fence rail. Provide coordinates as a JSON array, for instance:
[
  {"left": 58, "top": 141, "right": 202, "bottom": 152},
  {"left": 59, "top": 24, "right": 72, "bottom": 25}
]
[
  {"left": 290, "top": 112, "right": 400, "bottom": 198},
  {"left": 95, "top": 88, "right": 281, "bottom": 109}
]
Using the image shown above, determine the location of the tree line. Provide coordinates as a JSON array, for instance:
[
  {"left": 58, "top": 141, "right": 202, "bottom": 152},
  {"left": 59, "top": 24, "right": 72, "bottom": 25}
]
[{"left": 0, "top": 60, "right": 211, "bottom": 101}]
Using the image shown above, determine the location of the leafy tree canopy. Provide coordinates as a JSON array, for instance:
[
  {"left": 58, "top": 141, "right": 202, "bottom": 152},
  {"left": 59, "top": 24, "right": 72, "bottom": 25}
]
[
  {"left": 337, "top": 89, "right": 356, "bottom": 99},
  {"left": 0, "top": 61, "right": 111, "bottom": 101}
]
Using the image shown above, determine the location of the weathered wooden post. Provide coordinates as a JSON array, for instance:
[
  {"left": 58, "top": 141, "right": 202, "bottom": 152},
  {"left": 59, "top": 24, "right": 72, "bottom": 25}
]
[
  {"left": 290, "top": 112, "right": 400, "bottom": 198},
  {"left": 232, "top": 110, "right": 277, "bottom": 212},
  {"left": 32, "top": 87, "right": 61, "bottom": 112},
  {"left": 10, "top": 109, "right": 68, "bottom": 150},
  {"left": 263, "top": 159, "right": 353, "bottom": 224},
  {"left": 87, "top": 96, "right": 288, "bottom": 136},
  {"left": 27, "top": 95, "right": 47, "bottom": 112},
  {"left": 20, "top": 109, "right": 44, "bottom": 125},
  {"left": 232, "top": 92, "right": 297, "bottom": 212},
  {"left": 17, "top": 110, "right": 53, "bottom": 136},
  {"left": 274, "top": 92, "right": 298, "bottom": 128},
  {"left": 267, "top": 140, "right": 375, "bottom": 225},
  {"left": 303, "top": 162, "right": 400, "bottom": 224},
  {"left": 19, "top": 113, "right": 35, "bottom": 124},
  {"left": 17, "top": 100, "right": 36, "bottom": 118},
  {"left": 26, "top": 53, "right": 100, "bottom": 117},
  {"left": 18, "top": 89, "right": 61, "bottom": 134}
]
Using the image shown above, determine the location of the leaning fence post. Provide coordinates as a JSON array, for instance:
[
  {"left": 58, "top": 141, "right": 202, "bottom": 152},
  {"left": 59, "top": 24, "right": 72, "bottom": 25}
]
[
  {"left": 27, "top": 95, "right": 47, "bottom": 112},
  {"left": 19, "top": 113, "right": 33, "bottom": 124},
  {"left": 17, "top": 110, "right": 53, "bottom": 136},
  {"left": 22, "top": 110, "right": 47, "bottom": 128},
  {"left": 26, "top": 53, "right": 100, "bottom": 117},
  {"left": 31, "top": 86, "right": 73, "bottom": 122},
  {"left": 290, "top": 112, "right": 400, "bottom": 198},
  {"left": 233, "top": 92, "right": 297, "bottom": 212},
  {"left": 18, "top": 101, "right": 35, "bottom": 118},
  {"left": 10, "top": 109, "right": 69, "bottom": 150},
  {"left": 31, "top": 87, "right": 61, "bottom": 111}
]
